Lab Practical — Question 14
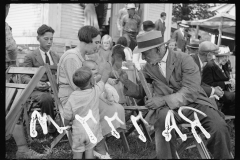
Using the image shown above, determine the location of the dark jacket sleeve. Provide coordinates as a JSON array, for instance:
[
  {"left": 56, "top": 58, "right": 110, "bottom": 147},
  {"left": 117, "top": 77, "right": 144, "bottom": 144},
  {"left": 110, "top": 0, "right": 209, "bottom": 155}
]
[
  {"left": 202, "top": 64, "right": 225, "bottom": 89},
  {"left": 122, "top": 79, "right": 146, "bottom": 99},
  {"left": 201, "top": 82, "right": 212, "bottom": 97}
]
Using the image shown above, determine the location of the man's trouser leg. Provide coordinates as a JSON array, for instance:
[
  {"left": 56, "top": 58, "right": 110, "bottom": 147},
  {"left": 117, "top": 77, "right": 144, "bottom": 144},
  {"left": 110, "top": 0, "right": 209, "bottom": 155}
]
[
  {"left": 154, "top": 104, "right": 231, "bottom": 159},
  {"left": 154, "top": 107, "right": 178, "bottom": 159},
  {"left": 181, "top": 104, "right": 232, "bottom": 159},
  {"left": 30, "top": 90, "right": 55, "bottom": 132}
]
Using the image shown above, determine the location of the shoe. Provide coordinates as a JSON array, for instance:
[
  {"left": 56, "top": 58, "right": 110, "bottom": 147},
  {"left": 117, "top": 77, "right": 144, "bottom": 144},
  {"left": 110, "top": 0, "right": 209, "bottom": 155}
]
[
  {"left": 16, "top": 149, "right": 46, "bottom": 159},
  {"left": 93, "top": 150, "right": 111, "bottom": 159}
]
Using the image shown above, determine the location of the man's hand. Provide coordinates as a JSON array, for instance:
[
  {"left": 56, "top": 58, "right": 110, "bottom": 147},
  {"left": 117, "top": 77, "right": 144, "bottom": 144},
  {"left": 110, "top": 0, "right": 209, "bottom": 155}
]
[
  {"left": 119, "top": 70, "right": 128, "bottom": 83},
  {"left": 229, "top": 78, "right": 235, "bottom": 88},
  {"left": 214, "top": 86, "right": 224, "bottom": 97},
  {"left": 145, "top": 96, "right": 165, "bottom": 110}
]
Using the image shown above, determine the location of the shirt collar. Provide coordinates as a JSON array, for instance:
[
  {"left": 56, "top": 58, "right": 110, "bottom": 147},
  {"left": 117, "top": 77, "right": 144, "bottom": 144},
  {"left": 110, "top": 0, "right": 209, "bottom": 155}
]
[
  {"left": 39, "top": 48, "right": 50, "bottom": 56},
  {"left": 161, "top": 49, "right": 169, "bottom": 63},
  {"left": 197, "top": 54, "right": 203, "bottom": 68},
  {"left": 160, "top": 18, "right": 164, "bottom": 23},
  {"left": 129, "top": 13, "right": 136, "bottom": 19}
]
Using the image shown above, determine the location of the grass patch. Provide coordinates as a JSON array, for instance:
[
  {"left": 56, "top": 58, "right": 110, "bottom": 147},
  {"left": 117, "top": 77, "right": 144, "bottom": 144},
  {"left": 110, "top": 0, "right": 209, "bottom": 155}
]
[{"left": 6, "top": 121, "right": 235, "bottom": 159}]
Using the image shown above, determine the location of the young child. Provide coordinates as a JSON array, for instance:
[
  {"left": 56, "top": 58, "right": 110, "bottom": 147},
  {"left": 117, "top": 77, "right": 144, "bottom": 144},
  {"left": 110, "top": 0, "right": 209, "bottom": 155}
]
[
  {"left": 116, "top": 36, "right": 133, "bottom": 63},
  {"left": 99, "top": 34, "right": 113, "bottom": 62},
  {"left": 63, "top": 62, "right": 112, "bottom": 159},
  {"left": 83, "top": 60, "right": 119, "bottom": 105}
]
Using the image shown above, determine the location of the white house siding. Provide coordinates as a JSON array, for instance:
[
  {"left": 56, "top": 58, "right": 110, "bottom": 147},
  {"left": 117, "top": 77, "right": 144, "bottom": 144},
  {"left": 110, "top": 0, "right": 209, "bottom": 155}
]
[
  {"left": 6, "top": 4, "right": 43, "bottom": 38},
  {"left": 143, "top": 3, "right": 172, "bottom": 41},
  {"left": 60, "top": 4, "right": 84, "bottom": 40}
]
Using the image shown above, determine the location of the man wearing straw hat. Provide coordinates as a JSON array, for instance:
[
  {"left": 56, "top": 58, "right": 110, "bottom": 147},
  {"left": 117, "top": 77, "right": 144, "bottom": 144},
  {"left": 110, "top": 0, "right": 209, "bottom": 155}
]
[
  {"left": 172, "top": 20, "right": 189, "bottom": 52},
  {"left": 119, "top": 30, "right": 232, "bottom": 159},
  {"left": 122, "top": 3, "right": 141, "bottom": 51}
]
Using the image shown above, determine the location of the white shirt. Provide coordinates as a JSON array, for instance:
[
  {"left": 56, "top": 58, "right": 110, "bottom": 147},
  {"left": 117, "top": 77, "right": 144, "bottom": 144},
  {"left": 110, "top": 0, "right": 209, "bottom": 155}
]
[
  {"left": 158, "top": 50, "right": 169, "bottom": 78},
  {"left": 39, "top": 48, "right": 54, "bottom": 65},
  {"left": 197, "top": 55, "right": 215, "bottom": 97},
  {"left": 159, "top": 18, "right": 164, "bottom": 24}
]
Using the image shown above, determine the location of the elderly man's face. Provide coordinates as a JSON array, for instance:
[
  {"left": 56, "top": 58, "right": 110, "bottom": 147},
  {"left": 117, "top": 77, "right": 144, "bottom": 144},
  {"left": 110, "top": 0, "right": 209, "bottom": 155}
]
[{"left": 142, "top": 45, "right": 166, "bottom": 65}]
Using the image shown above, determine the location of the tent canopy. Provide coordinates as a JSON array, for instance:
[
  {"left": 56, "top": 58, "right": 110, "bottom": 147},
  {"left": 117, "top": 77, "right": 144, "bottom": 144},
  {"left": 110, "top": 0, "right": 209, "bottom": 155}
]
[{"left": 186, "top": 13, "right": 235, "bottom": 38}]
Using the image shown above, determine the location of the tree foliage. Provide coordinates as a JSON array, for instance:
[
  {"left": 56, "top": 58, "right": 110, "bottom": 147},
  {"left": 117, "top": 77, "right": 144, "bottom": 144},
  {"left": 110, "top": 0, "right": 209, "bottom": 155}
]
[{"left": 172, "top": 4, "right": 217, "bottom": 22}]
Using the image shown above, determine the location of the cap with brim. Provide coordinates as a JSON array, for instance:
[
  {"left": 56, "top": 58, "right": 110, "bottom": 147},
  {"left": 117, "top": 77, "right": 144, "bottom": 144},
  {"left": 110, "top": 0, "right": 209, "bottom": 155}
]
[
  {"left": 187, "top": 44, "right": 199, "bottom": 49},
  {"left": 133, "top": 31, "right": 166, "bottom": 53},
  {"left": 179, "top": 20, "right": 189, "bottom": 28},
  {"left": 179, "top": 23, "right": 189, "bottom": 28}
]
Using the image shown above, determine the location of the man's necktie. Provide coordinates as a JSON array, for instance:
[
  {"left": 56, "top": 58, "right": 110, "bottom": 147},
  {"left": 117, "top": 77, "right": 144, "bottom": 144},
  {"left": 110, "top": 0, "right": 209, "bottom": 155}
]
[{"left": 45, "top": 53, "right": 50, "bottom": 65}]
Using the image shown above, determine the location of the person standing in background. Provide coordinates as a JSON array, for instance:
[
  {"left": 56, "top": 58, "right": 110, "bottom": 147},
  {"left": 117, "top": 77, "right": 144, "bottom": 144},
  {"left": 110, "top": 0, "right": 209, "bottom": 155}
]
[
  {"left": 186, "top": 39, "right": 200, "bottom": 56},
  {"left": 155, "top": 12, "right": 166, "bottom": 40},
  {"left": 122, "top": 4, "right": 141, "bottom": 51},
  {"left": 84, "top": 4, "right": 99, "bottom": 30},
  {"left": 172, "top": 20, "right": 189, "bottom": 52},
  {"left": 117, "top": 4, "right": 128, "bottom": 36},
  {"left": 6, "top": 3, "right": 18, "bottom": 69}
]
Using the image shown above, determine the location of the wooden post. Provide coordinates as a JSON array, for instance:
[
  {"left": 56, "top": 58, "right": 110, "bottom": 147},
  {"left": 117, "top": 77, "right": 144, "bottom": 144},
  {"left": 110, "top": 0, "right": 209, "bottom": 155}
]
[
  {"left": 195, "top": 25, "right": 199, "bottom": 39},
  {"left": 217, "top": 17, "right": 223, "bottom": 47}
]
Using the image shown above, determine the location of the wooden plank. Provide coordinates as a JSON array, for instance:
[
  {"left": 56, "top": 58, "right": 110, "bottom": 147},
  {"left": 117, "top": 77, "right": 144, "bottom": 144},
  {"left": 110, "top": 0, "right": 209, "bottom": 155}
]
[
  {"left": 6, "top": 83, "right": 28, "bottom": 89},
  {"left": 8, "top": 67, "right": 39, "bottom": 74},
  {"left": 6, "top": 88, "right": 16, "bottom": 113},
  {"left": 44, "top": 64, "right": 73, "bottom": 148},
  {"left": 6, "top": 66, "right": 46, "bottom": 138},
  {"left": 123, "top": 105, "right": 148, "bottom": 110},
  {"left": 11, "top": 89, "right": 24, "bottom": 111}
]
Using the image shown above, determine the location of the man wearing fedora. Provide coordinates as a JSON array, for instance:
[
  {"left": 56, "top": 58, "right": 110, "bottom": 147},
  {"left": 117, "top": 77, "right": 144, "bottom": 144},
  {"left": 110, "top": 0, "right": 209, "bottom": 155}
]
[
  {"left": 202, "top": 45, "right": 235, "bottom": 115},
  {"left": 172, "top": 20, "right": 189, "bottom": 52},
  {"left": 187, "top": 39, "right": 200, "bottom": 56},
  {"left": 155, "top": 12, "right": 166, "bottom": 40},
  {"left": 122, "top": 3, "right": 141, "bottom": 51},
  {"left": 143, "top": 20, "right": 155, "bottom": 32},
  {"left": 119, "top": 31, "right": 232, "bottom": 159}
]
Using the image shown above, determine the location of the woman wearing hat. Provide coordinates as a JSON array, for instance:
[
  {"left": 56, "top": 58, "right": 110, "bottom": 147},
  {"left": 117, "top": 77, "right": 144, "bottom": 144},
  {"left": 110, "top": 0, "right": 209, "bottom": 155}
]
[
  {"left": 119, "top": 30, "right": 232, "bottom": 159},
  {"left": 202, "top": 47, "right": 235, "bottom": 115}
]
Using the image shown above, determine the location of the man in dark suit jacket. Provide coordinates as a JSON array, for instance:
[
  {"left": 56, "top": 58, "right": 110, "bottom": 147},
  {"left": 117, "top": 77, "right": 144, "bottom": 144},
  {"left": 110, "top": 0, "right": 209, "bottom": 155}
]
[
  {"left": 172, "top": 20, "right": 189, "bottom": 52},
  {"left": 21, "top": 25, "right": 60, "bottom": 133},
  {"left": 155, "top": 12, "right": 166, "bottom": 40},
  {"left": 190, "top": 41, "right": 224, "bottom": 99},
  {"left": 119, "top": 31, "right": 232, "bottom": 159},
  {"left": 14, "top": 24, "right": 59, "bottom": 159}
]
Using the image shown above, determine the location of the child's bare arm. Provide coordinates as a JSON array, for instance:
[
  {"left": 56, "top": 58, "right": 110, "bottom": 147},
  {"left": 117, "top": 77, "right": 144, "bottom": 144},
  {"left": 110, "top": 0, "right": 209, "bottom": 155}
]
[{"left": 99, "top": 62, "right": 112, "bottom": 84}]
